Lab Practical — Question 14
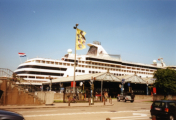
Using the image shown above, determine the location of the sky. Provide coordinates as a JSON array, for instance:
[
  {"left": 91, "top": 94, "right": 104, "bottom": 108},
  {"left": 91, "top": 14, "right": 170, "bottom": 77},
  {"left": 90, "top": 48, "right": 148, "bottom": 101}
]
[{"left": 0, "top": 0, "right": 176, "bottom": 71}]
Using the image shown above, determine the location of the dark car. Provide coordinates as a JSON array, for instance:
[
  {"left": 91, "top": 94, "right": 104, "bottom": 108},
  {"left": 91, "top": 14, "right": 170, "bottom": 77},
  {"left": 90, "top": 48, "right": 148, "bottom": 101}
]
[
  {"left": 117, "top": 92, "right": 135, "bottom": 103},
  {"left": 150, "top": 100, "right": 176, "bottom": 120},
  {"left": 0, "top": 109, "right": 24, "bottom": 120}
]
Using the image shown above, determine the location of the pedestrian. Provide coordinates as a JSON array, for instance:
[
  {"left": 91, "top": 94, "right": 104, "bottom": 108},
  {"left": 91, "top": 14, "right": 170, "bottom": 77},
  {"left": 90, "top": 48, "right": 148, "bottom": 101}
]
[
  {"left": 117, "top": 94, "right": 120, "bottom": 101},
  {"left": 131, "top": 91, "right": 135, "bottom": 100},
  {"left": 76, "top": 93, "right": 79, "bottom": 100}
]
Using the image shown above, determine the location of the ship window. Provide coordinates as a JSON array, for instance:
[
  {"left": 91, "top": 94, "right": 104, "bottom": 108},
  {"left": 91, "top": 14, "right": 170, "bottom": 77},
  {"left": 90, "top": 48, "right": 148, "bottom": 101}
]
[
  {"left": 46, "top": 61, "right": 50, "bottom": 64},
  {"left": 51, "top": 62, "right": 54, "bottom": 64},
  {"left": 20, "top": 76, "right": 27, "bottom": 78},
  {"left": 36, "top": 60, "right": 40, "bottom": 63},
  {"left": 76, "top": 69, "right": 78, "bottom": 72},
  {"left": 71, "top": 64, "right": 74, "bottom": 66},
  {"left": 82, "top": 70, "right": 85, "bottom": 73},
  {"left": 29, "top": 76, "right": 35, "bottom": 78},
  {"left": 78, "top": 65, "right": 81, "bottom": 67},
  {"left": 42, "top": 61, "right": 45, "bottom": 63},
  {"left": 36, "top": 77, "right": 44, "bottom": 79},
  {"left": 59, "top": 63, "right": 62, "bottom": 65},
  {"left": 63, "top": 63, "right": 66, "bottom": 65},
  {"left": 82, "top": 65, "right": 84, "bottom": 67},
  {"left": 55, "top": 62, "right": 58, "bottom": 65},
  {"left": 79, "top": 70, "right": 81, "bottom": 72},
  {"left": 89, "top": 71, "right": 91, "bottom": 73},
  {"left": 67, "top": 63, "right": 70, "bottom": 66}
]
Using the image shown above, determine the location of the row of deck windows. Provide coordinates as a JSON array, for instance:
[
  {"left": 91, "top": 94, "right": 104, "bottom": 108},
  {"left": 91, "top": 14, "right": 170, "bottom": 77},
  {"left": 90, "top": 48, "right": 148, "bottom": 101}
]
[
  {"left": 18, "top": 76, "right": 58, "bottom": 80},
  {"left": 27, "top": 60, "right": 156, "bottom": 70},
  {"left": 25, "top": 60, "right": 156, "bottom": 74}
]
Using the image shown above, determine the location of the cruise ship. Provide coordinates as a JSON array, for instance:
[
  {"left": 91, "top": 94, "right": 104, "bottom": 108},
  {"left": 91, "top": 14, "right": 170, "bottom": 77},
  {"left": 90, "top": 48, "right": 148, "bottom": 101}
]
[{"left": 14, "top": 41, "right": 166, "bottom": 85}]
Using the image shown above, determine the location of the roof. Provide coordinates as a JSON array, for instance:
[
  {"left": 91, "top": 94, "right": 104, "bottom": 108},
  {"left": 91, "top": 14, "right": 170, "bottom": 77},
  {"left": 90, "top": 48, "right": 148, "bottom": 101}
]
[
  {"left": 142, "top": 77, "right": 155, "bottom": 84},
  {"left": 43, "top": 72, "right": 151, "bottom": 85},
  {"left": 118, "top": 74, "right": 148, "bottom": 84},
  {"left": 43, "top": 72, "right": 121, "bottom": 84}
]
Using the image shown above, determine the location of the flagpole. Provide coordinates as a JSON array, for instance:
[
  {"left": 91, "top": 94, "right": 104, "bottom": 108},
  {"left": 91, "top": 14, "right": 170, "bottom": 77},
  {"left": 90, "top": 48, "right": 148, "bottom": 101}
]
[
  {"left": 73, "top": 24, "right": 79, "bottom": 93},
  {"left": 18, "top": 55, "right": 22, "bottom": 63}
]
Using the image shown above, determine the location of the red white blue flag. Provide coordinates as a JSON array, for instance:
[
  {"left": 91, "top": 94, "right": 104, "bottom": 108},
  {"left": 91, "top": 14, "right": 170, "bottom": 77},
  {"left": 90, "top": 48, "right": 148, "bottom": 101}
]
[{"left": 18, "top": 53, "right": 26, "bottom": 57}]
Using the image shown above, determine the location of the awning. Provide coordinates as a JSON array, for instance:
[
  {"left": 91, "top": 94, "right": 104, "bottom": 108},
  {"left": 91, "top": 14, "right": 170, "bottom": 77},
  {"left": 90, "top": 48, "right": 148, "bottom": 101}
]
[
  {"left": 142, "top": 77, "right": 155, "bottom": 84},
  {"left": 118, "top": 74, "right": 148, "bottom": 84},
  {"left": 43, "top": 72, "right": 121, "bottom": 85}
]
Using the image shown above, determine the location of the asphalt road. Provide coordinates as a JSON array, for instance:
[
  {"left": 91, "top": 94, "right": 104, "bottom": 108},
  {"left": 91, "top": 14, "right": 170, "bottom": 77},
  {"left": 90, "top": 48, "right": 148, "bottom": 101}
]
[{"left": 6, "top": 101, "right": 152, "bottom": 120}]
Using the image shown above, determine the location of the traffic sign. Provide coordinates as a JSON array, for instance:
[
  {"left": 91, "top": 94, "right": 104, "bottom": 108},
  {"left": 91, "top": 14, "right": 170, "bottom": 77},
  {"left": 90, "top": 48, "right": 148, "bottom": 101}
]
[{"left": 122, "top": 79, "right": 125, "bottom": 84}]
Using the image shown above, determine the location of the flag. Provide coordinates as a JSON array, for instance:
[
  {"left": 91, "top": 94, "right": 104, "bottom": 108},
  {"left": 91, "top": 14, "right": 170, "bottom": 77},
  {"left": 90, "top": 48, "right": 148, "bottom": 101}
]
[
  {"left": 76, "top": 29, "right": 86, "bottom": 50},
  {"left": 18, "top": 53, "right": 26, "bottom": 57}
]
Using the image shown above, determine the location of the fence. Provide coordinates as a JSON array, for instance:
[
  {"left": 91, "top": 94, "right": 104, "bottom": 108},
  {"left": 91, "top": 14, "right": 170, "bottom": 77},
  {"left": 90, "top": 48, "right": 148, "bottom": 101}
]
[{"left": 153, "top": 95, "right": 176, "bottom": 101}]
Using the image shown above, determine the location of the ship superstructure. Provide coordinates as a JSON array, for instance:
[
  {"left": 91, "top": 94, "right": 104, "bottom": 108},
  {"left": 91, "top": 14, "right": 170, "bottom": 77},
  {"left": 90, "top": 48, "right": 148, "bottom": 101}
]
[{"left": 14, "top": 41, "right": 165, "bottom": 84}]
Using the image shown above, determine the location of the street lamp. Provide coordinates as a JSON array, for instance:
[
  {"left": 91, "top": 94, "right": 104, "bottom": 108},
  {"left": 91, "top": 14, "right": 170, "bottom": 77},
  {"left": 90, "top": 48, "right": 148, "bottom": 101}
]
[
  {"left": 49, "top": 76, "right": 52, "bottom": 91},
  {"left": 73, "top": 23, "right": 79, "bottom": 93}
]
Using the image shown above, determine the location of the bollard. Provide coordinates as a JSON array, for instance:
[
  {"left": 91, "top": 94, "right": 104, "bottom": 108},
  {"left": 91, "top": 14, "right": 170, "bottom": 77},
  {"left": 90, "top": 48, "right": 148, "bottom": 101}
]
[
  {"left": 106, "top": 118, "right": 111, "bottom": 120},
  {"left": 111, "top": 98, "right": 112, "bottom": 104},
  {"left": 68, "top": 100, "right": 70, "bottom": 106},
  {"left": 104, "top": 98, "right": 105, "bottom": 105},
  {"left": 109, "top": 96, "right": 111, "bottom": 103},
  {"left": 89, "top": 98, "right": 91, "bottom": 106}
]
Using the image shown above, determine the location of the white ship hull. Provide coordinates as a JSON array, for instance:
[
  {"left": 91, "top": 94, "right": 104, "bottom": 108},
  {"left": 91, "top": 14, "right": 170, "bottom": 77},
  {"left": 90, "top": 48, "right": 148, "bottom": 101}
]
[{"left": 14, "top": 41, "right": 163, "bottom": 84}]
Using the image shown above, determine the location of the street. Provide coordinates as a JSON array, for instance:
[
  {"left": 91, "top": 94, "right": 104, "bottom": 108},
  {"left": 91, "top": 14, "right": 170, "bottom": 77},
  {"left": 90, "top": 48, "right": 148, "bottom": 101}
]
[{"left": 6, "top": 101, "right": 152, "bottom": 120}]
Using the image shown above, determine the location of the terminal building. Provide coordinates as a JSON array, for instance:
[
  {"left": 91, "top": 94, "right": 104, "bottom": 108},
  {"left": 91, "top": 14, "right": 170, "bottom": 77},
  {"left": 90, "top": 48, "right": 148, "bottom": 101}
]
[{"left": 42, "top": 71, "right": 154, "bottom": 98}]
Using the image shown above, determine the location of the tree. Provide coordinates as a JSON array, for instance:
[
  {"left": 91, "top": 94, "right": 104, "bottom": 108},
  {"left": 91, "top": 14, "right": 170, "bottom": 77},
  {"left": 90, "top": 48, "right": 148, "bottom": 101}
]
[{"left": 154, "top": 68, "right": 176, "bottom": 96}]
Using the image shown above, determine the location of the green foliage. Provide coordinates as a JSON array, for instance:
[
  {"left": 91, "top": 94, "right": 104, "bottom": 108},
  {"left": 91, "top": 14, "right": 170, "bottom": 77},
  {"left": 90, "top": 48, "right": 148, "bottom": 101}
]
[{"left": 154, "top": 68, "right": 176, "bottom": 95}]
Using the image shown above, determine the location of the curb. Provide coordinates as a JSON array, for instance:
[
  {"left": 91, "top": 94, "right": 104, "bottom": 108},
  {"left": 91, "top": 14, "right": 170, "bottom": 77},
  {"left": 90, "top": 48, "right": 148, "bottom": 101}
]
[{"left": 0, "top": 103, "right": 114, "bottom": 109}]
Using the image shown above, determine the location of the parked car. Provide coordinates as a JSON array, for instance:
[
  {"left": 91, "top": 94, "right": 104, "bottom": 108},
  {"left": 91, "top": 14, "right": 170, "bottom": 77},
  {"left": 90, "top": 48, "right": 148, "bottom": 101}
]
[
  {"left": 150, "top": 100, "right": 176, "bottom": 120},
  {"left": 117, "top": 92, "right": 134, "bottom": 103},
  {"left": 0, "top": 109, "right": 24, "bottom": 120}
]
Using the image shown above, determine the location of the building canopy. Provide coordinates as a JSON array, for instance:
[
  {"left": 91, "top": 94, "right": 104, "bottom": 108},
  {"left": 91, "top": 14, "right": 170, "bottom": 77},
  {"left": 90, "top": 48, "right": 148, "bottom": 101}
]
[{"left": 43, "top": 72, "right": 153, "bottom": 85}]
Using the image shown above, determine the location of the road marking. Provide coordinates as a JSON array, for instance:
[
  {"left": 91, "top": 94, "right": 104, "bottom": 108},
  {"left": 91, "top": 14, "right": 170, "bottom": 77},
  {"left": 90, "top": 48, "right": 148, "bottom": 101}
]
[
  {"left": 24, "top": 110, "right": 149, "bottom": 117},
  {"left": 19, "top": 110, "right": 58, "bottom": 113},
  {"left": 133, "top": 113, "right": 147, "bottom": 116},
  {"left": 110, "top": 113, "right": 149, "bottom": 120}
]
